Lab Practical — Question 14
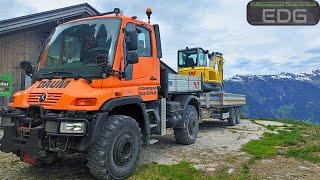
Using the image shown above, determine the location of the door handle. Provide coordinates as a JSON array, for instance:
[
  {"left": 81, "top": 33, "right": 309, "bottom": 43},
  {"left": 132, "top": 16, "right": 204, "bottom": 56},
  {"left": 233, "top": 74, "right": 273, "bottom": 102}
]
[{"left": 150, "top": 76, "right": 157, "bottom": 80}]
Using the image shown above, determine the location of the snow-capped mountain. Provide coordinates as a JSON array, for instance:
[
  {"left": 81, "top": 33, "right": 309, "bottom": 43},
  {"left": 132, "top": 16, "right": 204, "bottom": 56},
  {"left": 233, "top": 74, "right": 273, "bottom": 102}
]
[
  {"left": 228, "top": 69, "right": 320, "bottom": 84},
  {"left": 224, "top": 69, "right": 320, "bottom": 123}
]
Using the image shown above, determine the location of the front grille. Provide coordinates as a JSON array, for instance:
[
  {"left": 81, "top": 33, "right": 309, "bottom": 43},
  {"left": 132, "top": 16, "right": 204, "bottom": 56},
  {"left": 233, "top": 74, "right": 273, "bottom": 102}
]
[{"left": 27, "top": 93, "right": 62, "bottom": 107}]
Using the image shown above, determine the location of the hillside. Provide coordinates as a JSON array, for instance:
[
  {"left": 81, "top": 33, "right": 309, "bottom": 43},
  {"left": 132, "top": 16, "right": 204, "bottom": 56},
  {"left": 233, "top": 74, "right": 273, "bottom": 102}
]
[{"left": 224, "top": 70, "right": 320, "bottom": 123}]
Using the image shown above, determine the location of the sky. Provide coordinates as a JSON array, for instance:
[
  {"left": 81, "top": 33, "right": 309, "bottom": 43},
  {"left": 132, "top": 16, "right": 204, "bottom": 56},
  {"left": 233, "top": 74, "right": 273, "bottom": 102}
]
[{"left": 0, "top": 0, "right": 319, "bottom": 78}]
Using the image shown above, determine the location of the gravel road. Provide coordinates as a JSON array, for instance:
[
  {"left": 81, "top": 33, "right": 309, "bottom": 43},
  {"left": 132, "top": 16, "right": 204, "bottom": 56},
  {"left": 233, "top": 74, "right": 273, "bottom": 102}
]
[
  {"left": 140, "top": 119, "right": 265, "bottom": 171},
  {"left": 0, "top": 119, "right": 265, "bottom": 179}
]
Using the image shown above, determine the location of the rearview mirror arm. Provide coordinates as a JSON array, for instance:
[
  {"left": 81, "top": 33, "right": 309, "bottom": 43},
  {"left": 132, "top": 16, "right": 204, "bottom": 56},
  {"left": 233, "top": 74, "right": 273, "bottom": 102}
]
[{"left": 20, "top": 61, "right": 34, "bottom": 77}]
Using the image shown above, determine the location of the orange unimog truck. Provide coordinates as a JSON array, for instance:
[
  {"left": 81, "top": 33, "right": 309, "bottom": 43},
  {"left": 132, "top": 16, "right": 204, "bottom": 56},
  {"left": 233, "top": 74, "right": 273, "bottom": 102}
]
[{"left": 0, "top": 8, "right": 202, "bottom": 179}]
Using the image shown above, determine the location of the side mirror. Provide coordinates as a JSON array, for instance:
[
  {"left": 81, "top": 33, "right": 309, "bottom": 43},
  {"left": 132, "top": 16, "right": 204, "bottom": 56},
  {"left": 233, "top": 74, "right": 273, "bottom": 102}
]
[
  {"left": 125, "top": 25, "right": 139, "bottom": 64},
  {"left": 20, "top": 61, "right": 33, "bottom": 77},
  {"left": 126, "top": 51, "right": 139, "bottom": 64}
]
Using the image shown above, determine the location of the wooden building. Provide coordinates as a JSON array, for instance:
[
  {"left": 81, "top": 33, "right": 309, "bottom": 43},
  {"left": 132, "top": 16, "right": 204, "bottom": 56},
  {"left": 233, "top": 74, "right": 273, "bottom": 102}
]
[{"left": 0, "top": 3, "right": 99, "bottom": 106}]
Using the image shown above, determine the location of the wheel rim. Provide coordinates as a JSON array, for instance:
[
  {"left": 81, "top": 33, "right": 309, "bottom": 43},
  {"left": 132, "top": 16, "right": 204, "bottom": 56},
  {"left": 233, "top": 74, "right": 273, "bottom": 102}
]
[
  {"left": 113, "top": 133, "right": 135, "bottom": 166},
  {"left": 188, "top": 114, "right": 197, "bottom": 136}
]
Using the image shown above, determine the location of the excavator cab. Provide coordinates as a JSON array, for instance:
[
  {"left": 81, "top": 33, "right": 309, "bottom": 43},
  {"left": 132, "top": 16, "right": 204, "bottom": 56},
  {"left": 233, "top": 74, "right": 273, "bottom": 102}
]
[{"left": 178, "top": 47, "right": 224, "bottom": 92}]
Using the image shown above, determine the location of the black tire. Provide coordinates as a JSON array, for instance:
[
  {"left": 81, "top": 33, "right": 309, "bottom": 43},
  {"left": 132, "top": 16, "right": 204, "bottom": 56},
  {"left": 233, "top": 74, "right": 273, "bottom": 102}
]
[
  {"left": 235, "top": 107, "right": 241, "bottom": 124},
  {"left": 174, "top": 105, "right": 199, "bottom": 145},
  {"left": 87, "top": 115, "right": 142, "bottom": 180},
  {"left": 228, "top": 108, "right": 236, "bottom": 126}
]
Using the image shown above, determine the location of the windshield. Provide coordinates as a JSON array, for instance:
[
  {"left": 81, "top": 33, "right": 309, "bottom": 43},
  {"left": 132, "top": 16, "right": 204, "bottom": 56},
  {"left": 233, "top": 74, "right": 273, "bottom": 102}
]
[
  {"left": 178, "top": 49, "right": 207, "bottom": 68},
  {"left": 178, "top": 49, "right": 198, "bottom": 67},
  {"left": 36, "top": 18, "right": 121, "bottom": 80}
]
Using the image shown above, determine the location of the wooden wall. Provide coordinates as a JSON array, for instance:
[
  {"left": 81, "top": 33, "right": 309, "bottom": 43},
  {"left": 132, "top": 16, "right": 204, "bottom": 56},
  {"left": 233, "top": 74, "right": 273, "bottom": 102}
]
[{"left": 0, "top": 30, "right": 42, "bottom": 107}]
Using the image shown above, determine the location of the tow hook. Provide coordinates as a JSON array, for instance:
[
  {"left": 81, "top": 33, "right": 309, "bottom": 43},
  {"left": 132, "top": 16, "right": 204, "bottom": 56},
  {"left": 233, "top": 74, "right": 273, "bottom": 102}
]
[{"left": 21, "top": 153, "right": 37, "bottom": 165}]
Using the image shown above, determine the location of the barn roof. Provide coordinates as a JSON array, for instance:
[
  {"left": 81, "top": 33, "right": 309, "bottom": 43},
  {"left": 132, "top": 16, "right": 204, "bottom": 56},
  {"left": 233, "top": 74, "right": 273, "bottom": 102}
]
[{"left": 0, "top": 3, "right": 99, "bottom": 37}]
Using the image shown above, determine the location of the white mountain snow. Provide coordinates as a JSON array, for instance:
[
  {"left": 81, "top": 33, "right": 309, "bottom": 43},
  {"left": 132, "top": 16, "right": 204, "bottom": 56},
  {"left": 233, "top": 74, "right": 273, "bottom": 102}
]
[{"left": 228, "top": 69, "right": 320, "bottom": 83}]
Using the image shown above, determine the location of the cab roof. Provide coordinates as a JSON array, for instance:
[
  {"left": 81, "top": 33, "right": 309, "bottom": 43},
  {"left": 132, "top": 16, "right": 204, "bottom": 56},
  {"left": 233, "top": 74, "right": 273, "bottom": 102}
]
[
  {"left": 63, "top": 15, "right": 151, "bottom": 26},
  {"left": 178, "top": 47, "right": 206, "bottom": 52}
]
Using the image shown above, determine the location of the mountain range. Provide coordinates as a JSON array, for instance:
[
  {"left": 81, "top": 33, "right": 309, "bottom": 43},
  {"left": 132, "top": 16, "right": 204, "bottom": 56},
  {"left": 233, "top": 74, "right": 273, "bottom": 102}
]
[{"left": 224, "top": 69, "right": 320, "bottom": 123}]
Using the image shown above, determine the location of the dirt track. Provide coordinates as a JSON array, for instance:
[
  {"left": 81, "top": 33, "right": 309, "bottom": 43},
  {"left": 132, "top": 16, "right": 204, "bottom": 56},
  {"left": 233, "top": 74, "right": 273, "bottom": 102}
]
[
  {"left": 0, "top": 120, "right": 265, "bottom": 179},
  {"left": 140, "top": 119, "right": 265, "bottom": 169}
]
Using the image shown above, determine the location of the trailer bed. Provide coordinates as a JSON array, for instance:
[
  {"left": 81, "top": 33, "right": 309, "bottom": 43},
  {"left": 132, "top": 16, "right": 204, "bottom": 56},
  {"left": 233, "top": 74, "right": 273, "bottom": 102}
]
[
  {"left": 167, "top": 74, "right": 201, "bottom": 93},
  {"left": 199, "top": 92, "right": 246, "bottom": 108}
]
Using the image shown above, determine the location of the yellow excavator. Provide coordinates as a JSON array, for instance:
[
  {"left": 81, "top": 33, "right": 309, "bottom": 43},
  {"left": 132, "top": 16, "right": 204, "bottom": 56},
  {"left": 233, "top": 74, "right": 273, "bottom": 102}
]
[{"left": 178, "top": 47, "right": 224, "bottom": 92}]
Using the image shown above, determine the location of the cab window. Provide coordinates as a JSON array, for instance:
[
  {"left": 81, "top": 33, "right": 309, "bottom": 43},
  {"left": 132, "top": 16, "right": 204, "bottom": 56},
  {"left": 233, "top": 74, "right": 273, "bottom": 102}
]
[
  {"left": 198, "top": 50, "right": 207, "bottom": 67},
  {"left": 178, "top": 50, "right": 197, "bottom": 67},
  {"left": 137, "top": 26, "right": 151, "bottom": 57}
]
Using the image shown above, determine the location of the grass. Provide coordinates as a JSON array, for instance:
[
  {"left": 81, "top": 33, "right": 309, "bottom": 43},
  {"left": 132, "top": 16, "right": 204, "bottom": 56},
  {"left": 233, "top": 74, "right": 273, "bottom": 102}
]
[
  {"left": 265, "top": 125, "right": 277, "bottom": 131},
  {"left": 241, "top": 118, "right": 320, "bottom": 177},
  {"left": 287, "top": 145, "right": 320, "bottom": 163},
  {"left": 131, "top": 161, "right": 258, "bottom": 180},
  {"left": 130, "top": 161, "right": 211, "bottom": 180},
  {"left": 243, "top": 128, "right": 303, "bottom": 159}
]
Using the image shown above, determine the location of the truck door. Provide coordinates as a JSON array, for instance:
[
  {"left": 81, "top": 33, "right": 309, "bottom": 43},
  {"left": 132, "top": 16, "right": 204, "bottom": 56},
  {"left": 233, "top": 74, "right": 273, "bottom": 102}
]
[
  {"left": 123, "top": 23, "right": 158, "bottom": 101},
  {"left": 134, "top": 25, "right": 156, "bottom": 80},
  {"left": 198, "top": 48, "right": 207, "bottom": 78}
]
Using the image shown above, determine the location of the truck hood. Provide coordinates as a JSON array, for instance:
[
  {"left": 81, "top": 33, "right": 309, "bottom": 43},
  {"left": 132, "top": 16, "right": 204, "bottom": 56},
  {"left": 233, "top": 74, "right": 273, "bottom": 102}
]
[{"left": 11, "top": 79, "right": 113, "bottom": 111}]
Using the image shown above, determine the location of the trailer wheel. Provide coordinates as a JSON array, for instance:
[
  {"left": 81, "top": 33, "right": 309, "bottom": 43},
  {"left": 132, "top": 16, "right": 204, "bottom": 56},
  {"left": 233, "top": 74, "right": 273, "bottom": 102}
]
[
  {"left": 228, "top": 108, "right": 236, "bottom": 126},
  {"left": 87, "top": 115, "right": 142, "bottom": 180},
  {"left": 174, "top": 105, "right": 199, "bottom": 145},
  {"left": 235, "top": 107, "right": 241, "bottom": 124}
]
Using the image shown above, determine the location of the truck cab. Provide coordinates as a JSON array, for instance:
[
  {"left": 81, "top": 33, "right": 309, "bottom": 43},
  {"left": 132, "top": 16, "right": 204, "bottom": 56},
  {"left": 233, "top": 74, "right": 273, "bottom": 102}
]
[{"left": 12, "top": 12, "right": 162, "bottom": 111}]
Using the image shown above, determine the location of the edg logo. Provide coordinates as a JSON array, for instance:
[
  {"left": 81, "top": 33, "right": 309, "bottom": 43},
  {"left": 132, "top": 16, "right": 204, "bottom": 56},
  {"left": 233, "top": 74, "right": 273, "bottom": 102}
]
[
  {"left": 247, "top": 0, "right": 320, "bottom": 26},
  {"left": 263, "top": 9, "right": 307, "bottom": 23}
]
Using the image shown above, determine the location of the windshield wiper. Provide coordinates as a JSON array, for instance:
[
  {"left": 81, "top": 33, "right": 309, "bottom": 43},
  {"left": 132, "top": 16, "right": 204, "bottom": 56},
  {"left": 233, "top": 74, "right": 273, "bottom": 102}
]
[{"left": 43, "top": 71, "right": 92, "bottom": 83}]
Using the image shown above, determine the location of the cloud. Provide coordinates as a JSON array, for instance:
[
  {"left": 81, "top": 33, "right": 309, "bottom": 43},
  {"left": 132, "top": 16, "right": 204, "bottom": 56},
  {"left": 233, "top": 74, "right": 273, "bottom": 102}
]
[
  {"left": 0, "top": 0, "right": 319, "bottom": 78},
  {"left": 0, "top": 0, "right": 35, "bottom": 19},
  {"left": 305, "top": 48, "right": 320, "bottom": 55},
  {"left": 301, "top": 56, "right": 320, "bottom": 65}
]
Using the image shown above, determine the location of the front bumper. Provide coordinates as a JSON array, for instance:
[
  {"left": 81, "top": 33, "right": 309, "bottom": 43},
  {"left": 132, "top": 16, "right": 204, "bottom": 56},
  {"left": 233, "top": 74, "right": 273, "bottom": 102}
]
[{"left": 0, "top": 108, "right": 91, "bottom": 158}]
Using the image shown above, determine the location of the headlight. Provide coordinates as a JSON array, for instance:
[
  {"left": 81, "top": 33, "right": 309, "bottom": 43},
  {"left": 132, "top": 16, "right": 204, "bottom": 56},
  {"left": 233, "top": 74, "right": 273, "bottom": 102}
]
[
  {"left": 60, "top": 122, "right": 86, "bottom": 134},
  {"left": 0, "top": 128, "right": 4, "bottom": 140}
]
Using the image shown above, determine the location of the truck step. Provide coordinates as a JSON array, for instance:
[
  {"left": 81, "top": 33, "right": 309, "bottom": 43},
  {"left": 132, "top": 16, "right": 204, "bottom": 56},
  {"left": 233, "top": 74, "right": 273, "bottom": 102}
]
[
  {"left": 145, "top": 109, "right": 154, "bottom": 113},
  {"left": 150, "top": 123, "right": 157, "bottom": 128},
  {"left": 149, "top": 139, "right": 158, "bottom": 144}
]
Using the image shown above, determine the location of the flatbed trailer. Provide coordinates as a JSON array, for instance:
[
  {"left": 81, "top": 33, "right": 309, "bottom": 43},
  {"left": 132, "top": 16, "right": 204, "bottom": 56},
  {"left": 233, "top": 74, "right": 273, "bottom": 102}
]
[{"left": 165, "top": 71, "right": 246, "bottom": 126}]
